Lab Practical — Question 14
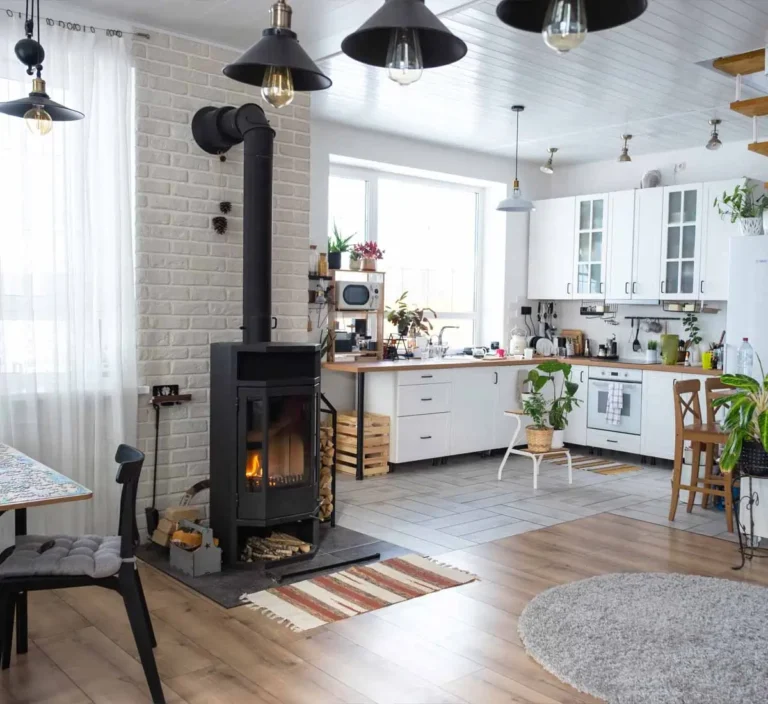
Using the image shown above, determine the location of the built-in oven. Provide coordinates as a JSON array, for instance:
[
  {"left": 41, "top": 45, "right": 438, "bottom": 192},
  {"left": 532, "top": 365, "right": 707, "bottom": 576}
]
[{"left": 587, "top": 367, "right": 643, "bottom": 436}]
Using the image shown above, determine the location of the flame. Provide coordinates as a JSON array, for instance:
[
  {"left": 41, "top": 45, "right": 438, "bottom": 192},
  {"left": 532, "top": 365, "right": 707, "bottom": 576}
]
[{"left": 246, "top": 452, "right": 262, "bottom": 478}]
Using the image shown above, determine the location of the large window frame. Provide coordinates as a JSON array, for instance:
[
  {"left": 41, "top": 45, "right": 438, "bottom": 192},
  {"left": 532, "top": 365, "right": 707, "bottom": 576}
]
[{"left": 329, "top": 163, "right": 484, "bottom": 346}]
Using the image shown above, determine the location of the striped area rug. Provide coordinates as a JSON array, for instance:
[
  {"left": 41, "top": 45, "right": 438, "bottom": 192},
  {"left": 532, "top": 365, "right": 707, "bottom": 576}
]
[
  {"left": 241, "top": 554, "right": 477, "bottom": 632},
  {"left": 549, "top": 454, "right": 641, "bottom": 476}
]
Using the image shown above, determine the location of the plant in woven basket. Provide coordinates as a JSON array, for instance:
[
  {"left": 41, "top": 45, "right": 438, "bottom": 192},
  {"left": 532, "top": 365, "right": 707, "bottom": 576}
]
[
  {"left": 532, "top": 360, "right": 582, "bottom": 431},
  {"left": 714, "top": 356, "right": 768, "bottom": 474},
  {"left": 522, "top": 391, "right": 548, "bottom": 430}
]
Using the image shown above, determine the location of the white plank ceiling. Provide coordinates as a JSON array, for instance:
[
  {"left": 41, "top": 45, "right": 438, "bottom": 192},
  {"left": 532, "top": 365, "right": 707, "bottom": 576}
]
[{"left": 59, "top": 0, "right": 768, "bottom": 163}]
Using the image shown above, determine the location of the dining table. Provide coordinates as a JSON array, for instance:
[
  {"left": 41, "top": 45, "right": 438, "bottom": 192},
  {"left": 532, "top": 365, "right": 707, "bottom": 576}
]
[{"left": 0, "top": 443, "right": 92, "bottom": 656}]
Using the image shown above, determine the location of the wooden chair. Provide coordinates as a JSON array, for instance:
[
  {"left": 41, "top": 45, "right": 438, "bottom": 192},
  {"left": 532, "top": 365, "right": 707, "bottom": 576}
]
[
  {"left": 0, "top": 445, "right": 165, "bottom": 703},
  {"left": 668, "top": 379, "right": 734, "bottom": 532}
]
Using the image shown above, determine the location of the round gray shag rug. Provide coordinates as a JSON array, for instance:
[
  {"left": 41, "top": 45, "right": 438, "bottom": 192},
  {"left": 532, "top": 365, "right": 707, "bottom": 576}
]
[{"left": 518, "top": 572, "right": 768, "bottom": 704}]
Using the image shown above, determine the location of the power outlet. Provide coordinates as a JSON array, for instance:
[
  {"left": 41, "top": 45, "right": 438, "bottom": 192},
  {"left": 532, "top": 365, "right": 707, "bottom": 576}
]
[
  {"left": 152, "top": 384, "right": 179, "bottom": 398},
  {"left": 521, "top": 306, "right": 532, "bottom": 315}
]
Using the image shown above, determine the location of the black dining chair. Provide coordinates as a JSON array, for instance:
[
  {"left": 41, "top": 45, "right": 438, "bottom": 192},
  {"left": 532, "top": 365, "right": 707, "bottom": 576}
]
[{"left": 0, "top": 444, "right": 165, "bottom": 704}]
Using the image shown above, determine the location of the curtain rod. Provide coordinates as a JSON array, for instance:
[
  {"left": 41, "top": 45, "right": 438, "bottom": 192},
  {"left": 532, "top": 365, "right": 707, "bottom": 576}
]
[{"left": 3, "top": 8, "right": 149, "bottom": 38}]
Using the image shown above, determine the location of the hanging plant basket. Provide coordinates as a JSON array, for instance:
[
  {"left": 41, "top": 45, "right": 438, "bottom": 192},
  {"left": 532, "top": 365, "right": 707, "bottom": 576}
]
[
  {"left": 738, "top": 441, "right": 768, "bottom": 478},
  {"left": 739, "top": 217, "right": 764, "bottom": 237}
]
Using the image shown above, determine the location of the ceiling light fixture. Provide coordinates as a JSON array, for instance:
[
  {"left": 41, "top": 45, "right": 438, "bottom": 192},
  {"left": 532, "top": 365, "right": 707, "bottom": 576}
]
[
  {"left": 498, "top": 106, "right": 535, "bottom": 213},
  {"left": 540, "top": 147, "right": 558, "bottom": 174},
  {"left": 0, "top": 0, "right": 84, "bottom": 135},
  {"left": 341, "top": 0, "right": 468, "bottom": 87},
  {"left": 706, "top": 118, "right": 722, "bottom": 151},
  {"left": 618, "top": 134, "right": 632, "bottom": 162},
  {"left": 496, "top": 0, "right": 647, "bottom": 54},
  {"left": 223, "top": 0, "right": 331, "bottom": 109}
]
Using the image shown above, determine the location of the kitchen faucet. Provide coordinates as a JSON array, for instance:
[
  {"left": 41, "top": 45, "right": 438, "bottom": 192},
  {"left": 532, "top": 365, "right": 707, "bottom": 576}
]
[{"left": 437, "top": 325, "right": 459, "bottom": 347}]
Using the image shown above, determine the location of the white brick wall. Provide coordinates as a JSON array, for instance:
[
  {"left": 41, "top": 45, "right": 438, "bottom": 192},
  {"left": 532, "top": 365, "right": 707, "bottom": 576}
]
[{"left": 133, "top": 31, "right": 310, "bottom": 529}]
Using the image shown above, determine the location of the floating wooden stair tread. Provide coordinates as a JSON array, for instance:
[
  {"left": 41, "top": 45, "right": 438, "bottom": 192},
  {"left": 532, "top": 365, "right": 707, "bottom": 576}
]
[
  {"left": 713, "top": 48, "right": 765, "bottom": 76},
  {"left": 730, "top": 96, "right": 768, "bottom": 117},
  {"left": 748, "top": 142, "right": 768, "bottom": 157}
]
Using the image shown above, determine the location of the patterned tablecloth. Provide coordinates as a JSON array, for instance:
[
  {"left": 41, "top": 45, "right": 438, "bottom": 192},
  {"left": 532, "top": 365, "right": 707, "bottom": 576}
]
[{"left": 0, "top": 443, "right": 92, "bottom": 510}]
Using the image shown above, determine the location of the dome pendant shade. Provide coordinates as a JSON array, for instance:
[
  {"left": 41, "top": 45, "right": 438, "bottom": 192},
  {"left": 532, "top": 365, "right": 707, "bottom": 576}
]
[
  {"left": 496, "top": 0, "right": 647, "bottom": 33},
  {"left": 341, "top": 0, "right": 467, "bottom": 69},
  {"left": 0, "top": 79, "right": 83, "bottom": 121},
  {"left": 223, "top": 28, "right": 331, "bottom": 91},
  {"left": 497, "top": 185, "right": 535, "bottom": 212}
]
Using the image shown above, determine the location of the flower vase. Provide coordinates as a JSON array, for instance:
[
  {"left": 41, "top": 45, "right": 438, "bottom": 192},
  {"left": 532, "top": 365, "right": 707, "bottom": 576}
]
[{"left": 363, "top": 258, "right": 376, "bottom": 272}]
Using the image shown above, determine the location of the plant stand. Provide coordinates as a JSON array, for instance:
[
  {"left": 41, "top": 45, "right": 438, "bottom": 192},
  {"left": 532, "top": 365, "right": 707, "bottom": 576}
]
[
  {"left": 497, "top": 411, "right": 572, "bottom": 489},
  {"left": 733, "top": 471, "right": 768, "bottom": 570}
]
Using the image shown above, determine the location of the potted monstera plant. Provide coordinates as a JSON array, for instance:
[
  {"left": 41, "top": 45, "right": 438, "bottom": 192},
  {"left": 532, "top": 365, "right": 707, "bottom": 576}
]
[
  {"left": 527, "top": 361, "right": 581, "bottom": 449},
  {"left": 715, "top": 361, "right": 768, "bottom": 477}
]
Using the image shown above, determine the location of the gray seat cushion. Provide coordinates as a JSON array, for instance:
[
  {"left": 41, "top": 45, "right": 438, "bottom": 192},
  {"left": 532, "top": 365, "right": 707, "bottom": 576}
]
[{"left": 0, "top": 535, "right": 123, "bottom": 579}]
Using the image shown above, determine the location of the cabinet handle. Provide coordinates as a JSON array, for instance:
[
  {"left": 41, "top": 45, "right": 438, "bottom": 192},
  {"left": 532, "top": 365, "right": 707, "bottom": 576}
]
[
  {"left": 420, "top": 435, "right": 432, "bottom": 440},
  {"left": 625, "top": 282, "right": 629, "bottom": 294},
  {"left": 580, "top": 370, "right": 584, "bottom": 383},
  {"left": 567, "top": 282, "right": 571, "bottom": 295},
  {"left": 494, "top": 371, "right": 498, "bottom": 385},
  {"left": 421, "top": 398, "right": 433, "bottom": 402},
  {"left": 660, "top": 280, "right": 666, "bottom": 294},
  {"left": 632, "top": 282, "right": 637, "bottom": 294},
  {"left": 421, "top": 374, "right": 433, "bottom": 379},
  {"left": 606, "top": 439, "right": 618, "bottom": 444},
  {"left": 600, "top": 282, "right": 604, "bottom": 294},
  {"left": 700, "top": 280, "right": 704, "bottom": 294}
]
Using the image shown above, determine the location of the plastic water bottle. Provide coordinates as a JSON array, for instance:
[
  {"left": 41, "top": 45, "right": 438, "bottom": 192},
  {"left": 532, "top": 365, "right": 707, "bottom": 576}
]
[{"left": 737, "top": 338, "right": 754, "bottom": 377}]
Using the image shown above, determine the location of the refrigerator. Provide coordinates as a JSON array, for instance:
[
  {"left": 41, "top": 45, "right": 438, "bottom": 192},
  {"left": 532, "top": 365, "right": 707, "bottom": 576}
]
[{"left": 726, "top": 235, "right": 768, "bottom": 539}]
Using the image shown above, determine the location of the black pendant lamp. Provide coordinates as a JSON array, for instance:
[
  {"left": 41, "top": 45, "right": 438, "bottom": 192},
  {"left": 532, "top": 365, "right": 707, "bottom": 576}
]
[
  {"left": 0, "top": 0, "right": 84, "bottom": 135},
  {"left": 341, "top": 0, "right": 467, "bottom": 86},
  {"left": 496, "top": 0, "right": 647, "bottom": 54},
  {"left": 223, "top": 0, "right": 331, "bottom": 109}
]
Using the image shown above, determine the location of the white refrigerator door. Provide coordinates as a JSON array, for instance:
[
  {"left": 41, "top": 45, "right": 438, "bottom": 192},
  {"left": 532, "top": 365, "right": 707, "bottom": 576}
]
[{"left": 726, "top": 237, "right": 768, "bottom": 374}]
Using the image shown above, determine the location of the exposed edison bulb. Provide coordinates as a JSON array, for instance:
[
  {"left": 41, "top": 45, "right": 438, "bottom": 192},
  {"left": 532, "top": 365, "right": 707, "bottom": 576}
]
[
  {"left": 542, "top": 0, "right": 587, "bottom": 54},
  {"left": 261, "top": 65, "right": 294, "bottom": 108},
  {"left": 23, "top": 106, "right": 53, "bottom": 136},
  {"left": 386, "top": 28, "right": 423, "bottom": 86}
]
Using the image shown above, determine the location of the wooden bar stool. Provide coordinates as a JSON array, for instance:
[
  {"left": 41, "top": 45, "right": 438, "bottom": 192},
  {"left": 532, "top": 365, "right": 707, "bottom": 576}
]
[{"left": 668, "top": 379, "right": 734, "bottom": 532}]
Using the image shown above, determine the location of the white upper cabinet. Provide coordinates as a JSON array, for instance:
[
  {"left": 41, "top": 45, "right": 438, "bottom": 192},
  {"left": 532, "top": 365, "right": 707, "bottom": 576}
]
[
  {"left": 701, "top": 179, "right": 762, "bottom": 301},
  {"left": 660, "top": 185, "right": 703, "bottom": 300},
  {"left": 528, "top": 197, "right": 576, "bottom": 300},
  {"left": 573, "top": 195, "right": 609, "bottom": 300},
  {"left": 632, "top": 188, "right": 664, "bottom": 300},
  {"left": 606, "top": 190, "right": 635, "bottom": 301}
]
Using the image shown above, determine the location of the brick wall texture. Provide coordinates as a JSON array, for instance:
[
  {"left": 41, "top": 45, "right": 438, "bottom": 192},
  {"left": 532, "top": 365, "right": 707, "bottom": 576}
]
[{"left": 133, "top": 31, "right": 310, "bottom": 530}]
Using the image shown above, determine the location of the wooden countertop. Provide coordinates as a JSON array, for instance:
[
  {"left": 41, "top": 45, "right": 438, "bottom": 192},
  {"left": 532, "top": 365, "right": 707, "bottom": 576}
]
[{"left": 323, "top": 356, "right": 723, "bottom": 376}]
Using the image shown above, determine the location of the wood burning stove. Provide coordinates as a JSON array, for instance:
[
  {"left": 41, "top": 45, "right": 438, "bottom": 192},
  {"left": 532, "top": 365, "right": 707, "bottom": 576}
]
[{"left": 192, "top": 103, "right": 320, "bottom": 566}]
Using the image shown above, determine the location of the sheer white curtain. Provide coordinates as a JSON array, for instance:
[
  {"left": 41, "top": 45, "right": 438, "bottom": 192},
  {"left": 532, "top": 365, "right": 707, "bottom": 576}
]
[{"left": 0, "top": 16, "right": 136, "bottom": 539}]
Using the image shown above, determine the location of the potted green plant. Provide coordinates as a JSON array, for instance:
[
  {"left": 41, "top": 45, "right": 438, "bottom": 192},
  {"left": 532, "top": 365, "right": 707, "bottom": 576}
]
[
  {"left": 528, "top": 361, "right": 581, "bottom": 449},
  {"left": 683, "top": 312, "right": 702, "bottom": 365},
  {"left": 385, "top": 291, "right": 436, "bottom": 338},
  {"left": 714, "top": 360, "right": 768, "bottom": 476},
  {"left": 349, "top": 247, "right": 362, "bottom": 271},
  {"left": 646, "top": 339, "right": 659, "bottom": 364},
  {"left": 328, "top": 222, "right": 354, "bottom": 270},
  {"left": 714, "top": 183, "right": 767, "bottom": 236},
  {"left": 354, "top": 241, "right": 384, "bottom": 271},
  {"left": 522, "top": 375, "right": 552, "bottom": 452}
]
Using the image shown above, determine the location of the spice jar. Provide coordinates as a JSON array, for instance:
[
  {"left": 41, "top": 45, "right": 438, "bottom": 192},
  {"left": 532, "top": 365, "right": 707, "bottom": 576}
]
[
  {"left": 309, "top": 245, "right": 318, "bottom": 275},
  {"left": 317, "top": 252, "right": 328, "bottom": 276}
]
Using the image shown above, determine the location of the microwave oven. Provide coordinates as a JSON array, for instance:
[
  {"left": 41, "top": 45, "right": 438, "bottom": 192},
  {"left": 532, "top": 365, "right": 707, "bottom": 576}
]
[{"left": 335, "top": 281, "right": 381, "bottom": 311}]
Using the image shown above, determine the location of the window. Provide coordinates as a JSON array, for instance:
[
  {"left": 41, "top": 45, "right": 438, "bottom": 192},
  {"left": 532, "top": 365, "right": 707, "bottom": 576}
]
[
  {"left": 328, "top": 165, "right": 481, "bottom": 348},
  {"left": 328, "top": 174, "right": 368, "bottom": 247}
]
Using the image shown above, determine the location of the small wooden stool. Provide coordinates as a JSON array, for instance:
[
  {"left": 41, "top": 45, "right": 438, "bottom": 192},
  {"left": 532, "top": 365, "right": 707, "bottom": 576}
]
[{"left": 497, "top": 410, "right": 572, "bottom": 489}]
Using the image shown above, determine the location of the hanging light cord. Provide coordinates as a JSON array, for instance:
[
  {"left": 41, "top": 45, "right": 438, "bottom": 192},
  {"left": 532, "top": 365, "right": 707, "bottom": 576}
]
[
  {"left": 4, "top": 6, "right": 150, "bottom": 39},
  {"left": 514, "top": 109, "right": 519, "bottom": 183}
]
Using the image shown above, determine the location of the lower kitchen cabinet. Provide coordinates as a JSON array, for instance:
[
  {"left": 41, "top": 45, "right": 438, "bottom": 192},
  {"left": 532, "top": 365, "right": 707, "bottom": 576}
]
[
  {"left": 396, "top": 413, "right": 450, "bottom": 463},
  {"left": 450, "top": 367, "right": 501, "bottom": 455},
  {"left": 564, "top": 365, "right": 589, "bottom": 446},
  {"left": 496, "top": 365, "right": 534, "bottom": 448},
  {"left": 640, "top": 370, "right": 680, "bottom": 461}
]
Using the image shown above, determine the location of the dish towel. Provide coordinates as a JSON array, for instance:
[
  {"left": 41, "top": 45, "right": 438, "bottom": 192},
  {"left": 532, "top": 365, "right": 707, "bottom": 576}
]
[{"left": 606, "top": 383, "right": 624, "bottom": 425}]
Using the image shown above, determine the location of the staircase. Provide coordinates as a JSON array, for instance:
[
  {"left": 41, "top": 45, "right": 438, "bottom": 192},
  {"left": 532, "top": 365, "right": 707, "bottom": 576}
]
[{"left": 714, "top": 48, "right": 768, "bottom": 155}]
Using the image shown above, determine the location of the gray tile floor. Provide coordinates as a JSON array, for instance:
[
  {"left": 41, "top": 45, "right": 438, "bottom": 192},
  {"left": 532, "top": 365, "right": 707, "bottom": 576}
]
[{"left": 336, "top": 451, "right": 738, "bottom": 556}]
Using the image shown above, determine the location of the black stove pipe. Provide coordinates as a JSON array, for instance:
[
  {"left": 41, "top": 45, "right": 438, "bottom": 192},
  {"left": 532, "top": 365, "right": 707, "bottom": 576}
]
[{"left": 191, "top": 104, "right": 276, "bottom": 344}]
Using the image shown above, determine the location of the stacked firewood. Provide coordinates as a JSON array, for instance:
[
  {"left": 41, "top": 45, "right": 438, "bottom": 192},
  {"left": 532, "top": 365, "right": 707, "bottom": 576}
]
[
  {"left": 319, "top": 423, "right": 334, "bottom": 521},
  {"left": 241, "top": 533, "right": 312, "bottom": 562}
]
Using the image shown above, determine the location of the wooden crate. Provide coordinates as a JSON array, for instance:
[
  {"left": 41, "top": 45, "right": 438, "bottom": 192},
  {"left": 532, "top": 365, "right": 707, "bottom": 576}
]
[{"left": 336, "top": 411, "right": 390, "bottom": 477}]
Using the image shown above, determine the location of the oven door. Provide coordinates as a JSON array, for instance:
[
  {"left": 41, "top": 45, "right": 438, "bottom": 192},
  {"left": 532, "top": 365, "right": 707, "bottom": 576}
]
[
  {"left": 338, "top": 283, "right": 373, "bottom": 310},
  {"left": 587, "top": 380, "right": 642, "bottom": 435}
]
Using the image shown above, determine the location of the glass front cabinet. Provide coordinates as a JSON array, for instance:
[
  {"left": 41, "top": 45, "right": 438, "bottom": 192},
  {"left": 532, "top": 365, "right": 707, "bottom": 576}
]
[
  {"left": 573, "top": 195, "right": 608, "bottom": 300},
  {"left": 660, "top": 185, "right": 702, "bottom": 300}
]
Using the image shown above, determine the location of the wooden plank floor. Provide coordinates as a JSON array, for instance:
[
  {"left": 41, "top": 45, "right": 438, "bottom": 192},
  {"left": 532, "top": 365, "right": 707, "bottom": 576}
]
[{"left": 2, "top": 513, "right": 767, "bottom": 703}]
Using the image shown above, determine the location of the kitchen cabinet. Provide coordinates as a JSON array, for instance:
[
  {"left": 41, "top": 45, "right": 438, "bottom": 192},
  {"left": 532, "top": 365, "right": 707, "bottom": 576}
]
[
  {"left": 564, "top": 365, "right": 589, "bottom": 446},
  {"left": 700, "top": 179, "right": 762, "bottom": 301},
  {"left": 606, "top": 190, "right": 635, "bottom": 300},
  {"left": 640, "top": 370, "right": 681, "bottom": 461},
  {"left": 528, "top": 197, "right": 576, "bottom": 300},
  {"left": 450, "top": 367, "right": 500, "bottom": 455},
  {"left": 573, "top": 194, "right": 609, "bottom": 299},
  {"left": 495, "top": 365, "right": 534, "bottom": 448},
  {"left": 660, "top": 185, "right": 702, "bottom": 300}
]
